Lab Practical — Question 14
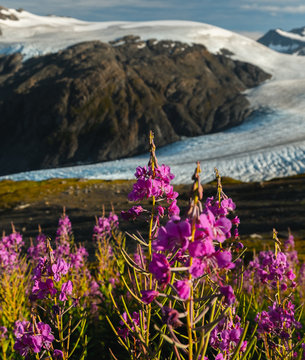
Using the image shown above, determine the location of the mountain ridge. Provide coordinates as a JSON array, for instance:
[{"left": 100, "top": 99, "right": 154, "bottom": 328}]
[{"left": 258, "top": 26, "right": 305, "bottom": 55}]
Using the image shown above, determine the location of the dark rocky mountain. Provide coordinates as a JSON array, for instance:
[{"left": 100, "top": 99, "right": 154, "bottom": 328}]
[
  {"left": 258, "top": 27, "right": 305, "bottom": 54},
  {"left": 0, "top": 37, "right": 270, "bottom": 176}
]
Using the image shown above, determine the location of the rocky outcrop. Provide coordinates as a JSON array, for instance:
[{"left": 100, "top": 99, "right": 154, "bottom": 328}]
[
  {"left": 0, "top": 6, "right": 19, "bottom": 21},
  {"left": 0, "top": 38, "right": 270, "bottom": 176}
]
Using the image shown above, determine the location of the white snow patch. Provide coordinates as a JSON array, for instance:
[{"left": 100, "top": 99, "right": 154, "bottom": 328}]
[{"left": 276, "top": 29, "right": 305, "bottom": 42}]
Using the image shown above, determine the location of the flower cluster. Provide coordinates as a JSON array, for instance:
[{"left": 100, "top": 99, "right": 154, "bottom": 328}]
[
  {"left": 28, "top": 231, "right": 47, "bottom": 262},
  {"left": 69, "top": 245, "right": 88, "bottom": 269},
  {"left": 284, "top": 233, "right": 299, "bottom": 268},
  {"left": 31, "top": 256, "right": 71, "bottom": 301},
  {"left": 123, "top": 164, "right": 179, "bottom": 220},
  {"left": 128, "top": 164, "right": 177, "bottom": 202},
  {"left": 210, "top": 314, "right": 247, "bottom": 358},
  {"left": 56, "top": 214, "right": 72, "bottom": 240},
  {"left": 150, "top": 195, "right": 236, "bottom": 283},
  {"left": 93, "top": 211, "right": 119, "bottom": 239},
  {"left": 0, "top": 231, "right": 24, "bottom": 270},
  {"left": 256, "top": 301, "right": 302, "bottom": 352},
  {"left": 117, "top": 312, "right": 140, "bottom": 340},
  {"left": 14, "top": 320, "right": 55, "bottom": 357},
  {"left": 244, "top": 250, "right": 296, "bottom": 293}
]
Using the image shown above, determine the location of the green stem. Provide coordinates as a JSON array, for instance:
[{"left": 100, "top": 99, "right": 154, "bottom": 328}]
[
  {"left": 201, "top": 300, "right": 216, "bottom": 359},
  {"left": 146, "top": 195, "right": 156, "bottom": 347}
]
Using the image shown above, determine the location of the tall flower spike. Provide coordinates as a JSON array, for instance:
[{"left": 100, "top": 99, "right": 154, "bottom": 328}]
[
  {"left": 187, "top": 161, "right": 203, "bottom": 219},
  {"left": 273, "top": 228, "right": 281, "bottom": 256},
  {"left": 214, "top": 168, "right": 222, "bottom": 208},
  {"left": 148, "top": 130, "right": 158, "bottom": 171}
]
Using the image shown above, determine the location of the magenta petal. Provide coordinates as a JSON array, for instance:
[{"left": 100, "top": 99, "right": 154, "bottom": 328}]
[
  {"left": 215, "top": 217, "right": 232, "bottom": 235},
  {"left": 189, "top": 258, "right": 205, "bottom": 278}
]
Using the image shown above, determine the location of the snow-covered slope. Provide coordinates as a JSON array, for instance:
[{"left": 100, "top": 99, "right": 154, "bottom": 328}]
[{"left": 0, "top": 8, "right": 305, "bottom": 183}]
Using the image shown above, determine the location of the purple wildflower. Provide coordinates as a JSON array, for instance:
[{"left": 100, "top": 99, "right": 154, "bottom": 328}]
[
  {"left": 70, "top": 246, "right": 88, "bottom": 269},
  {"left": 189, "top": 257, "right": 206, "bottom": 278},
  {"left": 56, "top": 215, "right": 72, "bottom": 239},
  {"left": 51, "top": 258, "right": 69, "bottom": 282},
  {"left": 32, "top": 278, "right": 57, "bottom": 300},
  {"left": 121, "top": 206, "right": 145, "bottom": 221},
  {"left": 59, "top": 280, "right": 73, "bottom": 302},
  {"left": 168, "top": 200, "right": 180, "bottom": 217},
  {"left": 220, "top": 285, "right": 236, "bottom": 305},
  {"left": 188, "top": 239, "right": 215, "bottom": 258},
  {"left": 14, "top": 321, "right": 54, "bottom": 357},
  {"left": 215, "top": 251, "right": 235, "bottom": 269},
  {"left": 152, "top": 216, "right": 191, "bottom": 253},
  {"left": 174, "top": 280, "right": 190, "bottom": 300},
  {"left": 149, "top": 253, "right": 170, "bottom": 285},
  {"left": 117, "top": 312, "right": 140, "bottom": 339},
  {"left": 141, "top": 290, "right": 159, "bottom": 304},
  {"left": 36, "top": 322, "right": 54, "bottom": 349},
  {"left": 161, "top": 307, "right": 183, "bottom": 328},
  {"left": 53, "top": 349, "right": 64, "bottom": 359}
]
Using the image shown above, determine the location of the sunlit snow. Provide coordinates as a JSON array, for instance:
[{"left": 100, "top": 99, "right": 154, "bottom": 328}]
[{"left": 0, "top": 9, "right": 305, "bottom": 183}]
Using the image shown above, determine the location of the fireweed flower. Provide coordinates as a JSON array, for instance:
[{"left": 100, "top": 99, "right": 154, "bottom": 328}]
[
  {"left": 117, "top": 311, "right": 140, "bottom": 339},
  {"left": 152, "top": 216, "right": 191, "bottom": 253},
  {"left": 56, "top": 214, "right": 72, "bottom": 240},
  {"left": 0, "top": 231, "right": 24, "bottom": 270},
  {"left": 93, "top": 216, "right": 111, "bottom": 238},
  {"left": 108, "top": 211, "right": 119, "bottom": 228},
  {"left": 195, "top": 210, "right": 232, "bottom": 244},
  {"left": 59, "top": 280, "right": 73, "bottom": 301},
  {"left": 32, "top": 278, "right": 57, "bottom": 300},
  {"left": 243, "top": 250, "right": 296, "bottom": 293},
  {"left": 205, "top": 196, "right": 236, "bottom": 217},
  {"left": 156, "top": 205, "right": 165, "bottom": 217},
  {"left": 189, "top": 257, "right": 206, "bottom": 278},
  {"left": 168, "top": 199, "right": 180, "bottom": 216},
  {"left": 33, "top": 257, "right": 48, "bottom": 280},
  {"left": 53, "top": 349, "right": 64, "bottom": 359},
  {"left": 126, "top": 163, "right": 178, "bottom": 217},
  {"left": 141, "top": 290, "right": 159, "bottom": 304},
  {"left": 36, "top": 322, "right": 54, "bottom": 349},
  {"left": 161, "top": 307, "right": 183, "bottom": 328},
  {"left": 215, "top": 250, "right": 235, "bottom": 270},
  {"left": 121, "top": 205, "right": 145, "bottom": 221},
  {"left": 210, "top": 314, "right": 246, "bottom": 358},
  {"left": 219, "top": 285, "right": 236, "bottom": 305},
  {"left": 93, "top": 211, "right": 119, "bottom": 239},
  {"left": 28, "top": 232, "right": 47, "bottom": 261},
  {"left": 256, "top": 301, "right": 302, "bottom": 350},
  {"left": 51, "top": 258, "right": 70, "bottom": 282},
  {"left": 174, "top": 279, "right": 190, "bottom": 300},
  {"left": 149, "top": 253, "right": 171, "bottom": 285},
  {"left": 69, "top": 246, "right": 88, "bottom": 269},
  {"left": 188, "top": 238, "right": 215, "bottom": 258},
  {"left": 14, "top": 321, "right": 54, "bottom": 357}
]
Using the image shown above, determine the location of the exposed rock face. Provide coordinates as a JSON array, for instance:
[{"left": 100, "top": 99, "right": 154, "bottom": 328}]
[
  {"left": 258, "top": 27, "right": 305, "bottom": 54},
  {"left": 0, "top": 6, "right": 19, "bottom": 21},
  {"left": 0, "top": 38, "right": 270, "bottom": 176}
]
